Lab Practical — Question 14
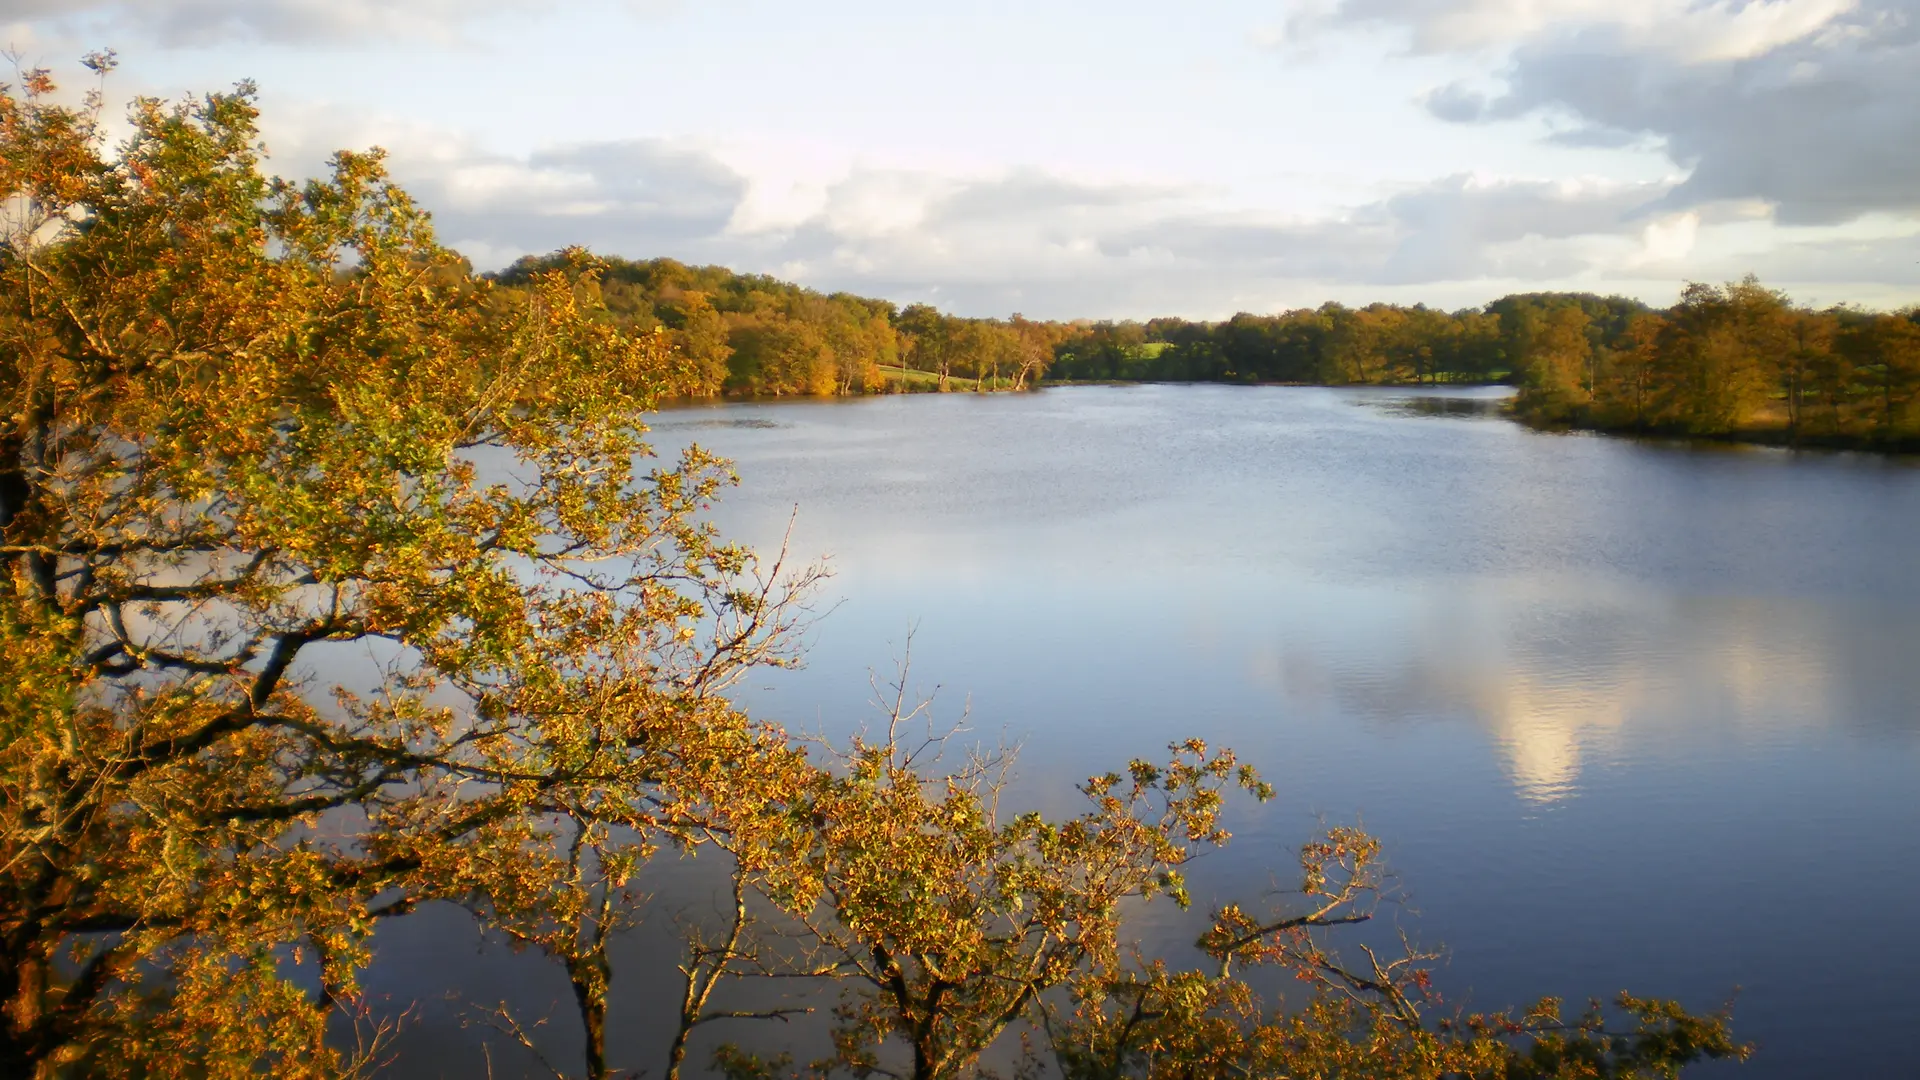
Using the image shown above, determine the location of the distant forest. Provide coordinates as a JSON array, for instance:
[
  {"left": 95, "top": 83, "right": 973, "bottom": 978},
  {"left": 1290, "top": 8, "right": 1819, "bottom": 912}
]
[{"left": 493, "top": 254, "right": 1920, "bottom": 449}]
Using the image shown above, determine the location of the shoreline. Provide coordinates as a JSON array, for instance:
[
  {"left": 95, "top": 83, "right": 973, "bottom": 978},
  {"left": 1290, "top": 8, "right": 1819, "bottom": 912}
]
[
  {"left": 659, "top": 381, "right": 1920, "bottom": 458},
  {"left": 1510, "top": 412, "right": 1920, "bottom": 457}
]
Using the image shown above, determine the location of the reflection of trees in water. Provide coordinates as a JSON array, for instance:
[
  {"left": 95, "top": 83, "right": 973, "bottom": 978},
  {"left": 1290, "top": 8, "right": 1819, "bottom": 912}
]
[
  {"left": 1247, "top": 582, "right": 1920, "bottom": 804},
  {"left": 1374, "top": 395, "right": 1508, "bottom": 420}
]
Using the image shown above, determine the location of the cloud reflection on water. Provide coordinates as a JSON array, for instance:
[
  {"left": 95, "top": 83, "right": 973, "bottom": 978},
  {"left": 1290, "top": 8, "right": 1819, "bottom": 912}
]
[{"left": 1246, "top": 577, "right": 1908, "bottom": 805}]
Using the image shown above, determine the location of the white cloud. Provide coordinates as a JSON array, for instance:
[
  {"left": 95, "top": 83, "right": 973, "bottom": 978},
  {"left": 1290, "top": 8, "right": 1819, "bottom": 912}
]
[
  {"left": 258, "top": 103, "right": 1920, "bottom": 315},
  {"left": 1632, "top": 211, "right": 1700, "bottom": 266},
  {"left": 276, "top": 108, "right": 1690, "bottom": 315},
  {"left": 1294, "top": 0, "right": 1858, "bottom": 60}
]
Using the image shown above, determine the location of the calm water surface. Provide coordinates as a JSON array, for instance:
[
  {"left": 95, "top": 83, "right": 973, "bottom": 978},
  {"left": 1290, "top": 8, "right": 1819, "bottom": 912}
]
[{"left": 379, "top": 385, "right": 1920, "bottom": 1078}]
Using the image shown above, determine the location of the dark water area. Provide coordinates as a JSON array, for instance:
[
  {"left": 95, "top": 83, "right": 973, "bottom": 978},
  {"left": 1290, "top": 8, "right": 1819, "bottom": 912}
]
[{"left": 371, "top": 384, "right": 1920, "bottom": 1078}]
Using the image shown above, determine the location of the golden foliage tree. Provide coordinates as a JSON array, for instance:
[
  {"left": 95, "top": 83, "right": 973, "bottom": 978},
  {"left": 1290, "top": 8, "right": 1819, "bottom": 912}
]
[
  {"left": 1516, "top": 305, "right": 1595, "bottom": 421},
  {"left": 0, "top": 58, "right": 817, "bottom": 1077}
]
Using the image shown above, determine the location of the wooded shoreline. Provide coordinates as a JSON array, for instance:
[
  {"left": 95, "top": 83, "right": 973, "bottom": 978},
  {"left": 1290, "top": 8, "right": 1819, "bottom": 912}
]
[{"left": 504, "top": 254, "right": 1916, "bottom": 454}]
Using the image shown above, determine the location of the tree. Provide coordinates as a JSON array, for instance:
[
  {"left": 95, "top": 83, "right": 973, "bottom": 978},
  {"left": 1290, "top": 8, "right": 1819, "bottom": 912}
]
[
  {"left": 787, "top": 727, "right": 1270, "bottom": 1080},
  {"left": 1658, "top": 279, "right": 1785, "bottom": 435},
  {"left": 1008, "top": 315, "right": 1060, "bottom": 389},
  {"left": 821, "top": 303, "right": 894, "bottom": 396},
  {"left": 0, "top": 61, "right": 814, "bottom": 1077},
  {"left": 728, "top": 314, "right": 836, "bottom": 396},
  {"left": 1592, "top": 312, "right": 1667, "bottom": 428},
  {"left": 1513, "top": 305, "right": 1594, "bottom": 422},
  {"left": 666, "top": 290, "right": 736, "bottom": 395},
  {"left": 898, "top": 303, "right": 959, "bottom": 391},
  {"left": 1839, "top": 313, "right": 1920, "bottom": 443},
  {"left": 1777, "top": 308, "right": 1836, "bottom": 438}
]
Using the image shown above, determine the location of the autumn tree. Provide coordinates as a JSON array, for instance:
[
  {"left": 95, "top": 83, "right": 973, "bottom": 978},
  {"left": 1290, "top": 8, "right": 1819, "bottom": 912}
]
[
  {"left": 1513, "top": 305, "right": 1595, "bottom": 422},
  {"left": 1837, "top": 312, "right": 1920, "bottom": 442},
  {"left": 1654, "top": 279, "right": 1786, "bottom": 434},
  {"left": 0, "top": 60, "right": 816, "bottom": 1078},
  {"left": 728, "top": 314, "right": 837, "bottom": 396},
  {"left": 1007, "top": 315, "right": 1063, "bottom": 389},
  {"left": 898, "top": 303, "right": 960, "bottom": 391},
  {"left": 821, "top": 300, "right": 896, "bottom": 395},
  {"left": 1591, "top": 312, "right": 1668, "bottom": 429},
  {"left": 666, "top": 291, "right": 737, "bottom": 395},
  {"left": 785, "top": 730, "right": 1269, "bottom": 1080}
]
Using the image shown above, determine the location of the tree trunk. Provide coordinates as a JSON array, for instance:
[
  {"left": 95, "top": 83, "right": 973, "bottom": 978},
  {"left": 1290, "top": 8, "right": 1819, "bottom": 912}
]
[
  {"left": 912, "top": 1032, "right": 937, "bottom": 1080},
  {"left": 567, "top": 954, "right": 610, "bottom": 1080},
  {"left": 3, "top": 950, "right": 50, "bottom": 1080},
  {"left": 665, "top": 1030, "right": 690, "bottom": 1080}
]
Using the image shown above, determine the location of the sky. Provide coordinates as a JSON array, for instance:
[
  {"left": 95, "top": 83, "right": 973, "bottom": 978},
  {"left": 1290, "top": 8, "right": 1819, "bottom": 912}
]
[{"left": 7, "top": 0, "right": 1919, "bottom": 318}]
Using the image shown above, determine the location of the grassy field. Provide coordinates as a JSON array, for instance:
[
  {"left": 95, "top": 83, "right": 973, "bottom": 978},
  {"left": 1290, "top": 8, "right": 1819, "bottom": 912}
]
[{"left": 878, "top": 365, "right": 1018, "bottom": 391}]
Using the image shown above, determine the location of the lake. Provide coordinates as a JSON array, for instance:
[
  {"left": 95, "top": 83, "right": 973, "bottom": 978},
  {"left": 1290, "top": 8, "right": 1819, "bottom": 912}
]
[{"left": 376, "top": 384, "right": 1920, "bottom": 1078}]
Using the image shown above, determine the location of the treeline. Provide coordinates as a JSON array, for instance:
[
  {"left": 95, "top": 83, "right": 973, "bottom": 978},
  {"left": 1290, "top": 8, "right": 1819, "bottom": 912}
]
[
  {"left": 1048, "top": 295, "right": 1645, "bottom": 384},
  {"left": 492, "top": 252, "right": 1553, "bottom": 393},
  {"left": 1508, "top": 277, "right": 1920, "bottom": 447},
  {"left": 493, "top": 253, "right": 1069, "bottom": 396},
  {"left": 1030, "top": 282, "right": 1920, "bottom": 447},
  {"left": 495, "top": 254, "right": 1920, "bottom": 448}
]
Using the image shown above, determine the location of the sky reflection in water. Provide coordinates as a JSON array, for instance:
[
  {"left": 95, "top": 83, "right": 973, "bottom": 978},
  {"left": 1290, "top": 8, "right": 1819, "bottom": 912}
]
[
  {"left": 372, "top": 385, "right": 1919, "bottom": 1079},
  {"left": 652, "top": 385, "right": 1920, "bottom": 1079}
]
